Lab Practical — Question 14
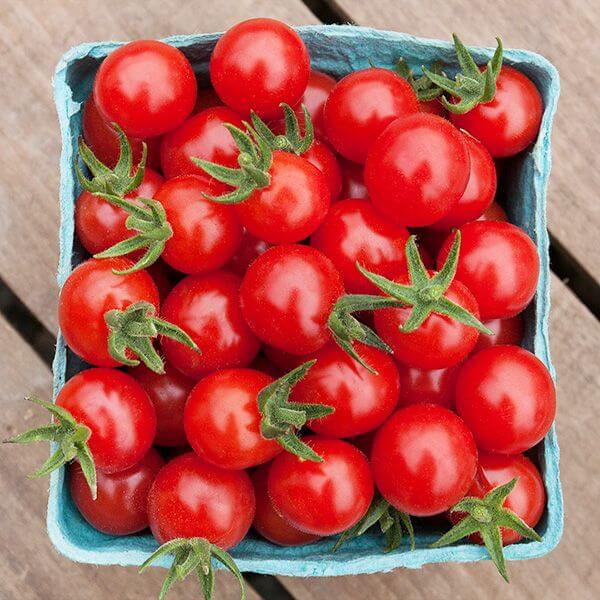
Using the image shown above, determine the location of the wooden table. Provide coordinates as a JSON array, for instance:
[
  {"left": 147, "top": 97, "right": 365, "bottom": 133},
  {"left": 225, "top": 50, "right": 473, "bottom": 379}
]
[{"left": 1, "top": 1, "right": 597, "bottom": 598}]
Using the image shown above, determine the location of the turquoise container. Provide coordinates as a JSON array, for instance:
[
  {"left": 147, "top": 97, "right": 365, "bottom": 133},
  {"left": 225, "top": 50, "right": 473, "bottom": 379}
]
[{"left": 50, "top": 25, "right": 562, "bottom": 576}]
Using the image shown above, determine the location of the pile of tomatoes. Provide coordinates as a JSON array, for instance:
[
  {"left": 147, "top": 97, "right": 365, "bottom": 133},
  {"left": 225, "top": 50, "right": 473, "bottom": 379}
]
[{"left": 15, "top": 17, "right": 556, "bottom": 598}]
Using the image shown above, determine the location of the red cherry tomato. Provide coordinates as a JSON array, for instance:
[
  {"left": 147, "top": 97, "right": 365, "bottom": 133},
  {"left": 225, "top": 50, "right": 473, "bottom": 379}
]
[
  {"left": 450, "top": 66, "right": 543, "bottom": 158},
  {"left": 397, "top": 364, "right": 459, "bottom": 409},
  {"left": 455, "top": 345, "right": 556, "bottom": 454},
  {"left": 155, "top": 175, "right": 243, "bottom": 274},
  {"left": 473, "top": 314, "right": 524, "bottom": 352},
  {"left": 365, "top": 113, "right": 470, "bottom": 227},
  {"left": 94, "top": 40, "right": 196, "bottom": 138},
  {"left": 311, "top": 199, "right": 409, "bottom": 294},
  {"left": 478, "top": 201, "right": 508, "bottom": 222},
  {"left": 75, "top": 167, "right": 164, "bottom": 256},
  {"left": 268, "top": 436, "right": 373, "bottom": 535},
  {"left": 419, "top": 98, "right": 447, "bottom": 118},
  {"left": 251, "top": 464, "right": 320, "bottom": 546},
  {"left": 371, "top": 404, "right": 478, "bottom": 516},
  {"left": 59, "top": 258, "right": 159, "bottom": 366},
  {"left": 129, "top": 362, "right": 195, "bottom": 447},
  {"left": 323, "top": 68, "right": 419, "bottom": 163},
  {"left": 339, "top": 159, "right": 368, "bottom": 200},
  {"left": 161, "top": 271, "right": 260, "bottom": 379},
  {"left": 302, "top": 140, "right": 342, "bottom": 201},
  {"left": 69, "top": 447, "right": 163, "bottom": 535},
  {"left": 430, "top": 133, "right": 497, "bottom": 230},
  {"left": 437, "top": 222, "right": 539, "bottom": 320},
  {"left": 147, "top": 452, "right": 255, "bottom": 548},
  {"left": 293, "top": 70, "right": 336, "bottom": 139},
  {"left": 226, "top": 230, "right": 270, "bottom": 277},
  {"left": 374, "top": 274, "right": 481, "bottom": 369},
  {"left": 159, "top": 107, "right": 244, "bottom": 178},
  {"left": 240, "top": 245, "right": 344, "bottom": 355},
  {"left": 291, "top": 343, "right": 400, "bottom": 438},
  {"left": 57, "top": 368, "right": 156, "bottom": 473},
  {"left": 210, "top": 18, "right": 309, "bottom": 120},
  {"left": 184, "top": 369, "right": 282, "bottom": 470}
]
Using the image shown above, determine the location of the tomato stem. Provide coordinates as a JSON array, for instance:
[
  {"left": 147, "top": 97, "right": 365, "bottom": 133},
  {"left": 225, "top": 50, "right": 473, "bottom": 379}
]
[{"left": 394, "top": 58, "right": 446, "bottom": 102}]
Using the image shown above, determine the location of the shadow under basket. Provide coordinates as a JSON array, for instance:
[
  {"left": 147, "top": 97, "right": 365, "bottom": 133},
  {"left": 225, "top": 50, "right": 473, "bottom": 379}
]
[{"left": 50, "top": 25, "right": 562, "bottom": 577}]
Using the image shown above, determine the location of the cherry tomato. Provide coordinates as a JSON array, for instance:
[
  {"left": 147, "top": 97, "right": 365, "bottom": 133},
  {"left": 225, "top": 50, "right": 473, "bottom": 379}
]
[
  {"left": 155, "top": 175, "right": 243, "bottom": 274},
  {"left": 302, "top": 140, "right": 342, "bottom": 201},
  {"left": 184, "top": 369, "right": 282, "bottom": 470},
  {"left": 251, "top": 464, "right": 320, "bottom": 546},
  {"left": 430, "top": 133, "right": 496, "bottom": 230},
  {"left": 82, "top": 92, "right": 161, "bottom": 170},
  {"left": 159, "top": 107, "right": 244, "bottom": 178},
  {"left": 371, "top": 404, "right": 478, "bottom": 516},
  {"left": 235, "top": 151, "right": 330, "bottom": 244},
  {"left": 268, "top": 436, "right": 373, "bottom": 535},
  {"left": 147, "top": 452, "right": 255, "bottom": 548},
  {"left": 339, "top": 159, "right": 368, "bottom": 200},
  {"left": 226, "top": 230, "right": 270, "bottom": 277},
  {"left": 75, "top": 167, "right": 164, "bottom": 256},
  {"left": 57, "top": 368, "right": 156, "bottom": 473},
  {"left": 161, "top": 271, "right": 260, "bottom": 378},
  {"left": 240, "top": 245, "right": 344, "bottom": 355},
  {"left": 311, "top": 199, "right": 409, "bottom": 294},
  {"left": 450, "top": 66, "right": 543, "bottom": 158},
  {"left": 365, "top": 113, "right": 470, "bottom": 227},
  {"left": 473, "top": 314, "right": 524, "bottom": 352},
  {"left": 437, "top": 222, "right": 539, "bottom": 320},
  {"left": 59, "top": 258, "right": 159, "bottom": 366},
  {"left": 293, "top": 70, "right": 336, "bottom": 139},
  {"left": 374, "top": 274, "right": 481, "bottom": 369},
  {"left": 455, "top": 345, "right": 556, "bottom": 454},
  {"left": 291, "top": 343, "right": 400, "bottom": 438},
  {"left": 210, "top": 18, "right": 310, "bottom": 120},
  {"left": 397, "top": 364, "right": 459, "bottom": 409},
  {"left": 129, "top": 362, "right": 195, "bottom": 447},
  {"left": 323, "top": 68, "right": 419, "bottom": 163},
  {"left": 69, "top": 447, "right": 163, "bottom": 535},
  {"left": 94, "top": 40, "right": 196, "bottom": 138}
]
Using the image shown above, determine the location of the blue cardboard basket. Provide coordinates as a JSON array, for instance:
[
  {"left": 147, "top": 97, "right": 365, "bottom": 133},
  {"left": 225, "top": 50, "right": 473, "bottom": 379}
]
[{"left": 50, "top": 25, "right": 562, "bottom": 577}]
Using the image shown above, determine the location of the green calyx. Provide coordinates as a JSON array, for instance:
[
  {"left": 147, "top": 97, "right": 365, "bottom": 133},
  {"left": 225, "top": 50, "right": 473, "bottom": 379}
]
[
  {"left": 395, "top": 58, "right": 446, "bottom": 102},
  {"left": 358, "top": 233, "right": 493, "bottom": 336},
  {"left": 250, "top": 102, "right": 314, "bottom": 155},
  {"left": 258, "top": 360, "right": 334, "bottom": 462},
  {"left": 191, "top": 124, "right": 272, "bottom": 205},
  {"left": 5, "top": 397, "right": 97, "bottom": 499},
  {"left": 105, "top": 301, "right": 200, "bottom": 374},
  {"left": 140, "top": 537, "right": 245, "bottom": 600},
  {"left": 333, "top": 496, "right": 415, "bottom": 554},
  {"left": 430, "top": 478, "right": 542, "bottom": 582},
  {"left": 423, "top": 34, "right": 503, "bottom": 114}
]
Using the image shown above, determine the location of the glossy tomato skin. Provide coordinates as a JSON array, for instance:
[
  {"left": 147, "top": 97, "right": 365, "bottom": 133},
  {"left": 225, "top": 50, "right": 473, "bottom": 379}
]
[
  {"left": 339, "top": 159, "right": 368, "bottom": 200},
  {"left": 455, "top": 345, "right": 556, "bottom": 454},
  {"left": 210, "top": 18, "right": 309, "bottom": 120},
  {"left": 184, "top": 369, "right": 282, "bottom": 470},
  {"left": 57, "top": 368, "right": 157, "bottom": 473},
  {"left": 251, "top": 464, "right": 320, "bottom": 546},
  {"left": 155, "top": 175, "right": 243, "bottom": 274},
  {"left": 159, "top": 107, "right": 244, "bottom": 178},
  {"left": 291, "top": 343, "right": 400, "bottom": 438},
  {"left": 430, "top": 134, "right": 497, "bottom": 230},
  {"left": 437, "top": 221, "right": 539, "bottom": 320},
  {"left": 397, "top": 364, "right": 459, "bottom": 409},
  {"left": 374, "top": 275, "right": 481, "bottom": 369},
  {"left": 323, "top": 68, "right": 419, "bottom": 163},
  {"left": 302, "top": 140, "right": 342, "bottom": 201},
  {"left": 94, "top": 40, "right": 196, "bottom": 138},
  {"left": 294, "top": 70, "right": 336, "bottom": 139},
  {"left": 129, "top": 362, "right": 195, "bottom": 447},
  {"left": 226, "top": 230, "right": 270, "bottom": 277},
  {"left": 450, "top": 66, "right": 543, "bottom": 158},
  {"left": 240, "top": 245, "right": 344, "bottom": 355},
  {"left": 268, "top": 436, "right": 374, "bottom": 535},
  {"left": 365, "top": 113, "right": 471, "bottom": 227},
  {"left": 371, "top": 404, "right": 478, "bottom": 516},
  {"left": 311, "top": 199, "right": 409, "bottom": 294},
  {"left": 75, "top": 167, "right": 164, "bottom": 256},
  {"left": 236, "top": 151, "right": 330, "bottom": 244},
  {"left": 147, "top": 452, "right": 255, "bottom": 548},
  {"left": 69, "top": 447, "right": 164, "bottom": 535},
  {"left": 161, "top": 271, "right": 260, "bottom": 379},
  {"left": 473, "top": 314, "right": 524, "bottom": 352},
  {"left": 58, "top": 258, "right": 159, "bottom": 366}
]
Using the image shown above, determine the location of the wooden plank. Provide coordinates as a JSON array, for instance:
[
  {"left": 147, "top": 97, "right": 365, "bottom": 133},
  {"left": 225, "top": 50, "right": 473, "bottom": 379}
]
[
  {"left": 0, "top": 0, "right": 318, "bottom": 333},
  {"left": 280, "top": 274, "right": 600, "bottom": 599},
  {"left": 0, "top": 315, "right": 261, "bottom": 599}
]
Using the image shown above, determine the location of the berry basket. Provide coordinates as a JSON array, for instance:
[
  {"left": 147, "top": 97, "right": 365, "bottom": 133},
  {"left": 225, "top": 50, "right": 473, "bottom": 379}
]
[{"left": 50, "top": 24, "right": 562, "bottom": 577}]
